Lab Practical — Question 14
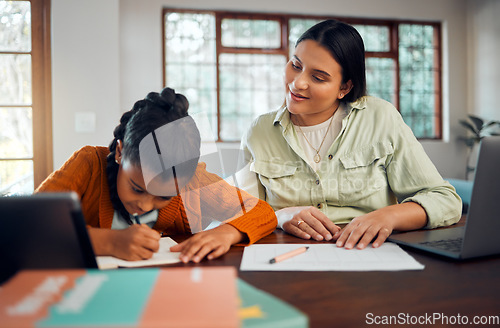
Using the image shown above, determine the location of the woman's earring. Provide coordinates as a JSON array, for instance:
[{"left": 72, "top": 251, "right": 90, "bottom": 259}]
[
  {"left": 115, "top": 159, "right": 120, "bottom": 165},
  {"left": 339, "top": 93, "right": 343, "bottom": 98}
]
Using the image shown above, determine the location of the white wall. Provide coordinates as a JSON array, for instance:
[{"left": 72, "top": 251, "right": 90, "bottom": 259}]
[
  {"left": 51, "top": 0, "right": 121, "bottom": 167},
  {"left": 52, "top": 0, "right": 482, "bottom": 179},
  {"left": 467, "top": 0, "right": 500, "bottom": 121}
]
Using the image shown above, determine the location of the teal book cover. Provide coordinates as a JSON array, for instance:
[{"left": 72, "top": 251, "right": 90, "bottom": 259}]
[{"left": 238, "top": 279, "right": 309, "bottom": 328}]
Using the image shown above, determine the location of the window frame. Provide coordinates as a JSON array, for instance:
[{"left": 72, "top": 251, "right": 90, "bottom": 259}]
[
  {"left": 31, "top": 0, "right": 53, "bottom": 187},
  {"left": 162, "top": 9, "right": 442, "bottom": 141},
  {"left": 0, "top": 0, "right": 53, "bottom": 192}
]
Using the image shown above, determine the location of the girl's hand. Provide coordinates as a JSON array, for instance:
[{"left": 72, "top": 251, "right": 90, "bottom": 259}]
[
  {"left": 88, "top": 224, "right": 161, "bottom": 261},
  {"left": 278, "top": 206, "right": 341, "bottom": 241},
  {"left": 170, "top": 224, "right": 244, "bottom": 263}
]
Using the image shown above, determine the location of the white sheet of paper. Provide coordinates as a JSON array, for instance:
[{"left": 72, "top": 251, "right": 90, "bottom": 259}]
[
  {"left": 96, "top": 237, "right": 181, "bottom": 269},
  {"left": 240, "top": 242, "right": 424, "bottom": 271}
]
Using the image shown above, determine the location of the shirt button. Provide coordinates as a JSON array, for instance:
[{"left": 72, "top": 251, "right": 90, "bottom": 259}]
[
  {"left": 328, "top": 154, "right": 333, "bottom": 160},
  {"left": 317, "top": 203, "right": 322, "bottom": 209},
  {"left": 315, "top": 180, "right": 320, "bottom": 185}
]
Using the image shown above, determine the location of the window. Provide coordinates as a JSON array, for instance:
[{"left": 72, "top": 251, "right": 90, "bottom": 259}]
[
  {"left": 163, "top": 10, "right": 442, "bottom": 141},
  {"left": 0, "top": 0, "right": 52, "bottom": 195}
]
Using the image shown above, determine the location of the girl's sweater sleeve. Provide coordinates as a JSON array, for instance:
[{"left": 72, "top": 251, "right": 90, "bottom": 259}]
[{"left": 184, "top": 164, "right": 277, "bottom": 245}]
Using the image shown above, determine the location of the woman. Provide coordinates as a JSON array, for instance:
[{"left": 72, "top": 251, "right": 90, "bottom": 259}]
[
  {"left": 37, "top": 88, "right": 276, "bottom": 262},
  {"left": 239, "top": 20, "right": 461, "bottom": 250}
]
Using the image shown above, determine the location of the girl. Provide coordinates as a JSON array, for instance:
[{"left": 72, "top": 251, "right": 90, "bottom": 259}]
[
  {"left": 37, "top": 88, "right": 277, "bottom": 262},
  {"left": 239, "top": 20, "right": 461, "bottom": 250}
]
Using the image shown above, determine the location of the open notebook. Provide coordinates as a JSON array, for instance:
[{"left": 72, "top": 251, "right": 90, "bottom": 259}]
[{"left": 96, "top": 237, "right": 180, "bottom": 269}]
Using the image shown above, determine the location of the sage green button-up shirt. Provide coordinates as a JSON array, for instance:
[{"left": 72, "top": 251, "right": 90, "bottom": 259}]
[{"left": 240, "top": 96, "right": 462, "bottom": 228}]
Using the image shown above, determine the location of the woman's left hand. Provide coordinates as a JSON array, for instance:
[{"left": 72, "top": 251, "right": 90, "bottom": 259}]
[
  {"left": 333, "top": 202, "right": 428, "bottom": 249},
  {"left": 333, "top": 212, "right": 394, "bottom": 249},
  {"left": 169, "top": 224, "right": 244, "bottom": 263}
]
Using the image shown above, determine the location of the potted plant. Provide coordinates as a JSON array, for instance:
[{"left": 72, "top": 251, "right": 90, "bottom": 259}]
[{"left": 459, "top": 115, "right": 500, "bottom": 180}]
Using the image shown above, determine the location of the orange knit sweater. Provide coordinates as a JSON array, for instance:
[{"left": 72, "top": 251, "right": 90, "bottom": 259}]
[{"left": 36, "top": 146, "right": 277, "bottom": 244}]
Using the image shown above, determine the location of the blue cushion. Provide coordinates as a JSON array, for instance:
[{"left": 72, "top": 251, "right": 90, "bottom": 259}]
[{"left": 447, "top": 178, "right": 474, "bottom": 213}]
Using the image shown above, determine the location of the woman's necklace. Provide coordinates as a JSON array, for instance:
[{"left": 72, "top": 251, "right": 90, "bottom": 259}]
[{"left": 295, "top": 114, "right": 335, "bottom": 163}]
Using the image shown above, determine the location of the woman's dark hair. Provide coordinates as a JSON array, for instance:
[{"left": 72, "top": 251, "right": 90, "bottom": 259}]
[
  {"left": 106, "top": 87, "right": 200, "bottom": 222},
  {"left": 296, "top": 19, "right": 367, "bottom": 102}
]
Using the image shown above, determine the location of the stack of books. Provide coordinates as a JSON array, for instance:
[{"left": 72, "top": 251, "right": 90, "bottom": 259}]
[{"left": 0, "top": 267, "right": 308, "bottom": 328}]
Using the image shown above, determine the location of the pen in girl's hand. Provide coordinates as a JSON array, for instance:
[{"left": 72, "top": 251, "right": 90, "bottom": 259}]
[
  {"left": 269, "top": 246, "right": 309, "bottom": 264},
  {"left": 133, "top": 213, "right": 141, "bottom": 225}
]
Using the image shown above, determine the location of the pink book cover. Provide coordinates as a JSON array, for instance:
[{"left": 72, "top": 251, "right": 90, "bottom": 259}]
[{"left": 141, "top": 267, "right": 240, "bottom": 328}]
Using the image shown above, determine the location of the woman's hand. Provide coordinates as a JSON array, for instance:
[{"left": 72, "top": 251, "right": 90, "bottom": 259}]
[
  {"left": 333, "top": 212, "right": 394, "bottom": 249},
  {"left": 169, "top": 224, "right": 244, "bottom": 263},
  {"left": 88, "top": 224, "right": 161, "bottom": 261},
  {"left": 334, "top": 202, "right": 428, "bottom": 249},
  {"left": 278, "top": 206, "right": 341, "bottom": 241}
]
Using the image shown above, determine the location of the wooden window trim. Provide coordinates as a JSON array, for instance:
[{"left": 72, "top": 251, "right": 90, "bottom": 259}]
[
  {"left": 31, "top": 0, "right": 53, "bottom": 188},
  {"left": 433, "top": 23, "right": 443, "bottom": 140}
]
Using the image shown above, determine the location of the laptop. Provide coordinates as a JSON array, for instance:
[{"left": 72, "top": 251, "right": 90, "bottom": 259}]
[
  {"left": 388, "top": 136, "right": 500, "bottom": 260},
  {"left": 0, "top": 192, "right": 98, "bottom": 284}
]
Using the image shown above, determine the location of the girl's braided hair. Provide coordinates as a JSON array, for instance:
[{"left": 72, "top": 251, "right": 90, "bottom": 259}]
[{"left": 106, "top": 87, "right": 200, "bottom": 222}]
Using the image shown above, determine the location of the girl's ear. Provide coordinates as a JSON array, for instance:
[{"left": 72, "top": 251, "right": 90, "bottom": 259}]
[
  {"left": 338, "top": 80, "right": 353, "bottom": 99},
  {"left": 115, "top": 140, "right": 123, "bottom": 164}
]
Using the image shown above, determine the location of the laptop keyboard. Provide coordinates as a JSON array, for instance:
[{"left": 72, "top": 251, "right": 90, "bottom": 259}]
[{"left": 420, "top": 238, "right": 463, "bottom": 253}]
